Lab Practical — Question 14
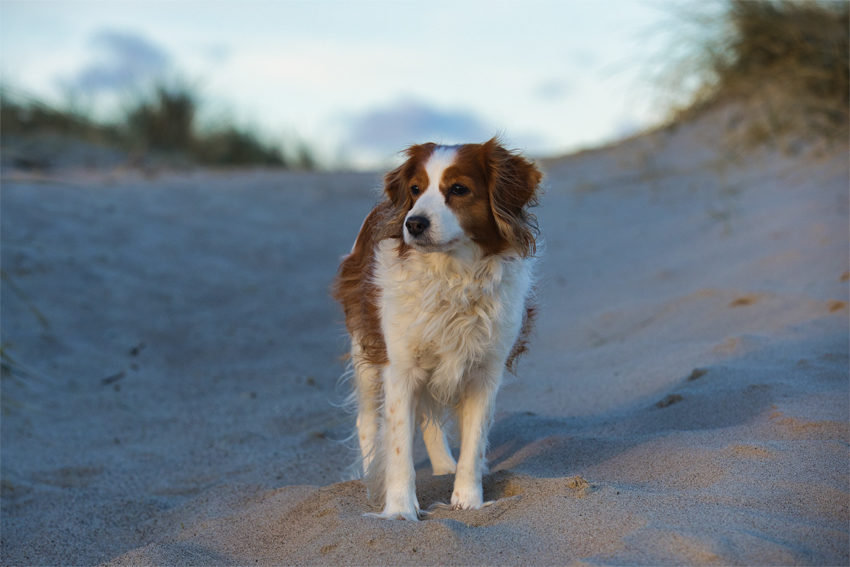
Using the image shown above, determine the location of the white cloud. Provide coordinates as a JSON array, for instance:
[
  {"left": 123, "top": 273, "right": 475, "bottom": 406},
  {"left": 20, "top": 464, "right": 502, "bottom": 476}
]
[
  {"left": 337, "top": 100, "right": 502, "bottom": 169},
  {"left": 347, "top": 100, "right": 492, "bottom": 151},
  {"left": 69, "top": 29, "right": 171, "bottom": 93}
]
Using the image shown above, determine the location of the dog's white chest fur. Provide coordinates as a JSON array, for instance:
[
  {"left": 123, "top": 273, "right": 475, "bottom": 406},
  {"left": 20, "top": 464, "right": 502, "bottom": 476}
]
[{"left": 375, "top": 239, "right": 532, "bottom": 401}]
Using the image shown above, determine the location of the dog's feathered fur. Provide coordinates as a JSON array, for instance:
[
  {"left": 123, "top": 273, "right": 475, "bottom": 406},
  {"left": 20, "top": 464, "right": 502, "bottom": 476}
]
[{"left": 332, "top": 138, "right": 542, "bottom": 520}]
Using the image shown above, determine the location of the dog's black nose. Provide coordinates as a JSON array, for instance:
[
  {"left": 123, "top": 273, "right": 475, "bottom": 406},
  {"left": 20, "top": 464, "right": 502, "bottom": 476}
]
[{"left": 405, "top": 216, "right": 430, "bottom": 237}]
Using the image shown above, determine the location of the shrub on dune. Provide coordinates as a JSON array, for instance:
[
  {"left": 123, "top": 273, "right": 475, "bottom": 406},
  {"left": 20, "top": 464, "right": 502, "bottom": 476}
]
[{"left": 668, "top": 0, "right": 849, "bottom": 145}]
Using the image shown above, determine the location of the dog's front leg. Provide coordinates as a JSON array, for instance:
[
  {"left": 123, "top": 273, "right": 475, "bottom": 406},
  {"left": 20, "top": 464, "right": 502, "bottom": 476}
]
[
  {"left": 451, "top": 368, "right": 500, "bottom": 510},
  {"left": 376, "top": 364, "right": 420, "bottom": 520}
]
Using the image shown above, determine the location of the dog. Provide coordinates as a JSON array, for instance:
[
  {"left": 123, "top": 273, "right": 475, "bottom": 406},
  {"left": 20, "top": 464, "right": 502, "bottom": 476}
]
[{"left": 332, "top": 138, "right": 542, "bottom": 520}]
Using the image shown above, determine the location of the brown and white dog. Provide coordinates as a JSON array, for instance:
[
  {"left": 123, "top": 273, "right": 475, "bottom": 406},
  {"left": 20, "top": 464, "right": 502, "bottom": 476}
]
[{"left": 333, "top": 138, "right": 542, "bottom": 520}]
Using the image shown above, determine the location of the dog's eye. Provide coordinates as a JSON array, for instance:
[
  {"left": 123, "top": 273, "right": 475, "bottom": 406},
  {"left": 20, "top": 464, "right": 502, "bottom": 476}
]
[
  {"left": 450, "top": 184, "right": 470, "bottom": 196},
  {"left": 411, "top": 185, "right": 420, "bottom": 196}
]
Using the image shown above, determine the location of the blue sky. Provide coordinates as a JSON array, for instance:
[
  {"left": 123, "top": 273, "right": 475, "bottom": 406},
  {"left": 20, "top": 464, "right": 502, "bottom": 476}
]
[{"left": 1, "top": 1, "right": 687, "bottom": 169}]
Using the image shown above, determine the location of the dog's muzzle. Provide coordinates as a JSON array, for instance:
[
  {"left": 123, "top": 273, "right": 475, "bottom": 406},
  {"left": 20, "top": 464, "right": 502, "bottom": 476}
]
[{"left": 405, "top": 215, "right": 430, "bottom": 238}]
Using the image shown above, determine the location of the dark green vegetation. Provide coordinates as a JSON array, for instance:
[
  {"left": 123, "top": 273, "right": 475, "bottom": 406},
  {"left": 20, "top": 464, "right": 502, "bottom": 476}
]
[
  {"left": 670, "top": 0, "right": 849, "bottom": 145},
  {"left": 1, "top": 85, "right": 313, "bottom": 169}
]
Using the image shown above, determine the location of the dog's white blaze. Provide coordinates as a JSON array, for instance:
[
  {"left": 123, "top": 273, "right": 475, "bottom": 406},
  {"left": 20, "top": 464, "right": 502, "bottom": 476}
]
[{"left": 404, "top": 147, "right": 464, "bottom": 249}]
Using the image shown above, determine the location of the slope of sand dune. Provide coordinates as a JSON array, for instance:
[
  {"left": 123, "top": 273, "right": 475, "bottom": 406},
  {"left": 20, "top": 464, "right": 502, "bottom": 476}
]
[{"left": 2, "top": 112, "right": 847, "bottom": 565}]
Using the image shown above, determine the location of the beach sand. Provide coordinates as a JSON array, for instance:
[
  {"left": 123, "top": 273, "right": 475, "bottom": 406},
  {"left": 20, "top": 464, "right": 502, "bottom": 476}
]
[{"left": 2, "top": 113, "right": 847, "bottom": 565}]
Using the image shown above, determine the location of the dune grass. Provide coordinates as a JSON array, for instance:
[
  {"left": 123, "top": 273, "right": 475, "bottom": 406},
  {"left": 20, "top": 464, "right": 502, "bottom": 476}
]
[
  {"left": 126, "top": 86, "right": 288, "bottom": 166},
  {"left": 1, "top": 84, "right": 314, "bottom": 169},
  {"left": 666, "top": 0, "right": 848, "bottom": 146},
  {"left": 1, "top": 91, "right": 124, "bottom": 146}
]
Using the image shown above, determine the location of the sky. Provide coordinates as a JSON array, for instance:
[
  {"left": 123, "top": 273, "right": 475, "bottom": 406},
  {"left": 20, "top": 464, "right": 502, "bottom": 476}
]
[{"left": 1, "top": 1, "right": 688, "bottom": 169}]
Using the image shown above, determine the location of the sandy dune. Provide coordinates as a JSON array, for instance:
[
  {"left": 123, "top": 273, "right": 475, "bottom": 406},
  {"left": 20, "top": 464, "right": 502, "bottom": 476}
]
[{"left": 2, "top": 113, "right": 847, "bottom": 565}]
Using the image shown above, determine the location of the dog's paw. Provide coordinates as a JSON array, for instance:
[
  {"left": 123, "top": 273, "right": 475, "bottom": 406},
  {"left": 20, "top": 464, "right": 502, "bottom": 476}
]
[
  {"left": 365, "top": 491, "right": 421, "bottom": 521},
  {"left": 450, "top": 484, "right": 491, "bottom": 510}
]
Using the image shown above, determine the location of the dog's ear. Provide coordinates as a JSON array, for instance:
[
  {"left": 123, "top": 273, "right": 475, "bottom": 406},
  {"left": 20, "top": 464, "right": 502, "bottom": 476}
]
[
  {"left": 383, "top": 162, "right": 409, "bottom": 210},
  {"left": 377, "top": 163, "right": 409, "bottom": 240},
  {"left": 484, "top": 137, "right": 543, "bottom": 257},
  {"left": 379, "top": 143, "right": 435, "bottom": 240}
]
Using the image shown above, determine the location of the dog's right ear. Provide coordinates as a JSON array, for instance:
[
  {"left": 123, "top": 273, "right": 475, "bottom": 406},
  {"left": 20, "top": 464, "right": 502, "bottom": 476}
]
[
  {"left": 383, "top": 142, "right": 435, "bottom": 205},
  {"left": 383, "top": 162, "right": 410, "bottom": 210},
  {"left": 379, "top": 143, "right": 435, "bottom": 240},
  {"left": 379, "top": 161, "right": 412, "bottom": 240}
]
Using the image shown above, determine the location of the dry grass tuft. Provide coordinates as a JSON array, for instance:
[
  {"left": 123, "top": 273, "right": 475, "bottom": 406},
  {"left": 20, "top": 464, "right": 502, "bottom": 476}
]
[
  {"left": 127, "top": 86, "right": 287, "bottom": 166},
  {"left": 666, "top": 0, "right": 848, "bottom": 147}
]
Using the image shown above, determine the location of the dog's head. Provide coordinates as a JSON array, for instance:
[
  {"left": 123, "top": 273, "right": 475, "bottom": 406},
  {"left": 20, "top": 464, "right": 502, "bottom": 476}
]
[{"left": 380, "top": 138, "right": 543, "bottom": 257}]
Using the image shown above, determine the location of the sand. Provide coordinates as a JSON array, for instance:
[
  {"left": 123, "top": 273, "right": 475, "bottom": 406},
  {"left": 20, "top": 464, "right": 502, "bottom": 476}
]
[{"left": 2, "top": 112, "right": 848, "bottom": 565}]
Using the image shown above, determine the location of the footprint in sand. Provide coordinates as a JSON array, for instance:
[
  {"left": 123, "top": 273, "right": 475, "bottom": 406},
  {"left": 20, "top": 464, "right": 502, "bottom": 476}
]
[
  {"left": 827, "top": 300, "right": 847, "bottom": 313},
  {"left": 565, "top": 475, "right": 598, "bottom": 498},
  {"left": 687, "top": 368, "right": 708, "bottom": 381},
  {"left": 768, "top": 410, "right": 850, "bottom": 440},
  {"left": 656, "top": 393, "right": 684, "bottom": 408},
  {"left": 729, "top": 294, "right": 760, "bottom": 307}
]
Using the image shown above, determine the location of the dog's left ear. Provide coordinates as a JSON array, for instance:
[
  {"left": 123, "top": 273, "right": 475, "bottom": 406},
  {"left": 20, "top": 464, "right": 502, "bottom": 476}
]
[{"left": 483, "top": 138, "right": 543, "bottom": 257}]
